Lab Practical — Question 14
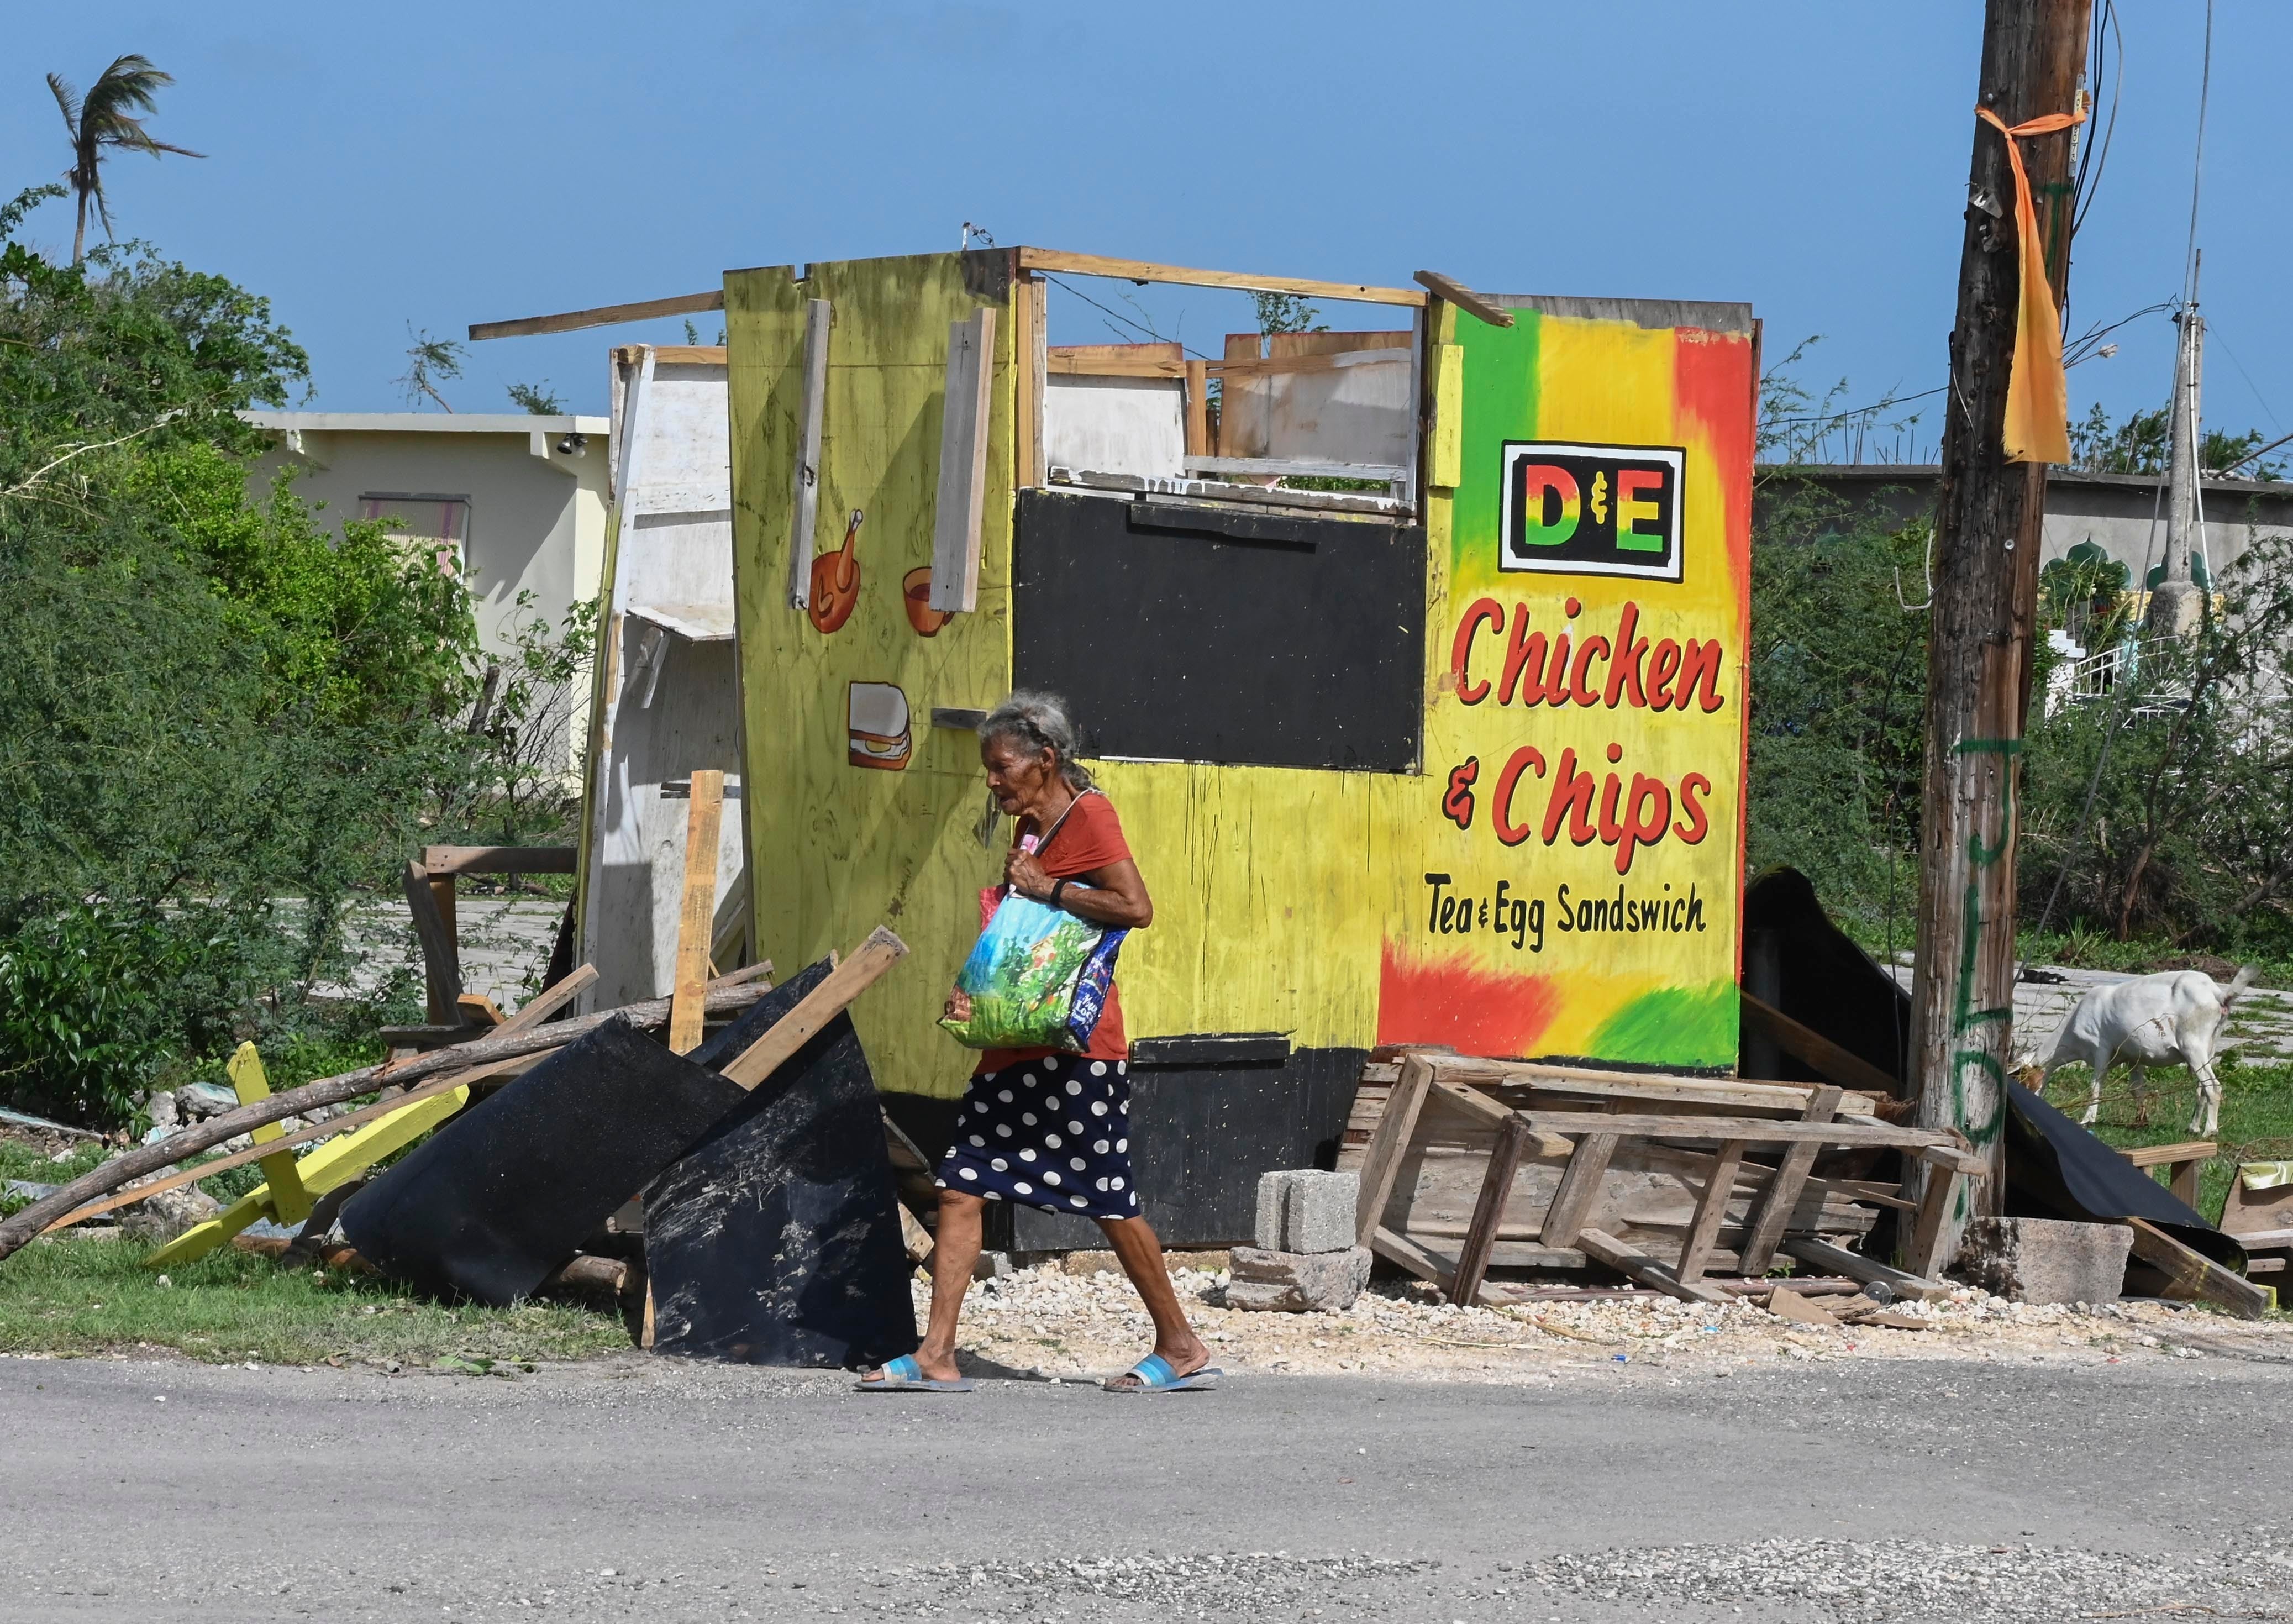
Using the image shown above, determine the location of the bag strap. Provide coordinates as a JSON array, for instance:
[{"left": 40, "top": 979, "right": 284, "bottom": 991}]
[{"left": 1027, "top": 787, "right": 1098, "bottom": 860}]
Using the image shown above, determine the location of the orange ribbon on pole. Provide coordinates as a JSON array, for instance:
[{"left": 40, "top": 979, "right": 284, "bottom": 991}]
[{"left": 1974, "top": 105, "right": 2085, "bottom": 464}]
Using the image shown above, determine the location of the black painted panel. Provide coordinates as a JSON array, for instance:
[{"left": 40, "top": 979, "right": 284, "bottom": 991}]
[
  {"left": 1012, "top": 490, "right": 1424, "bottom": 771},
  {"left": 341, "top": 1019, "right": 744, "bottom": 1306},
  {"left": 644, "top": 961, "right": 919, "bottom": 1369},
  {"left": 950, "top": 1046, "right": 1364, "bottom": 1251}
]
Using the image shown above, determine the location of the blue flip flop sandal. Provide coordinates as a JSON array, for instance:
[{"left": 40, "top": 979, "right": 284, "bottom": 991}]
[
  {"left": 858, "top": 1354, "right": 974, "bottom": 1392},
  {"left": 1105, "top": 1354, "right": 1222, "bottom": 1394}
]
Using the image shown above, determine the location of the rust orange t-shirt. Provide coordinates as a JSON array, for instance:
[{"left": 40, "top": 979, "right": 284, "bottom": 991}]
[{"left": 975, "top": 790, "right": 1132, "bottom": 1074}]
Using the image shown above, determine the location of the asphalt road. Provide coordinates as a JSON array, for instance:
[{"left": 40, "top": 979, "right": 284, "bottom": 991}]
[{"left": 6, "top": 1352, "right": 2290, "bottom": 1623}]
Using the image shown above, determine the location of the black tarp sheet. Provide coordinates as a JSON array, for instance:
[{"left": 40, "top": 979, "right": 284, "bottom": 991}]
[{"left": 644, "top": 960, "right": 918, "bottom": 1368}]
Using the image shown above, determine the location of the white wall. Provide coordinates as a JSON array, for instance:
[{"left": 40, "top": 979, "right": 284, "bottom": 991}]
[{"left": 245, "top": 414, "right": 611, "bottom": 769}]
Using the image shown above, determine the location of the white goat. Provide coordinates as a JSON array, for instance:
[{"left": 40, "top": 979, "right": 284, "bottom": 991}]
[{"left": 2038, "top": 965, "right": 2258, "bottom": 1137}]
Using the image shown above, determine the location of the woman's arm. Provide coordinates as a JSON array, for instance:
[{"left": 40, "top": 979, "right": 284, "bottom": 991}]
[{"left": 1004, "top": 849, "right": 1153, "bottom": 929}]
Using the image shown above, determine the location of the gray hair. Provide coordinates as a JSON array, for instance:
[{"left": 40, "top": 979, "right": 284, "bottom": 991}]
[{"left": 979, "top": 690, "right": 1093, "bottom": 790}]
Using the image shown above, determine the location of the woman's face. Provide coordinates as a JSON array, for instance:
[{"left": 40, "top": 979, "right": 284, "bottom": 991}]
[{"left": 981, "top": 734, "right": 1059, "bottom": 816}]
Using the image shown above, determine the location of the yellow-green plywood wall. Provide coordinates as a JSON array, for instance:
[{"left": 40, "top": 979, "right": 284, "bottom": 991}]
[{"left": 726, "top": 252, "right": 1016, "bottom": 1097}]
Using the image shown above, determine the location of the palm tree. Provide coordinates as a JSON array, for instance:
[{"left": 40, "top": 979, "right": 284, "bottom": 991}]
[{"left": 47, "top": 54, "right": 204, "bottom": 265}]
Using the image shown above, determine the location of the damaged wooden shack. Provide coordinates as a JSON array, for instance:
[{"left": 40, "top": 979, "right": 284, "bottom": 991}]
[{"left": 690, "top": 244, "right": 1832, "bottom": 1289}]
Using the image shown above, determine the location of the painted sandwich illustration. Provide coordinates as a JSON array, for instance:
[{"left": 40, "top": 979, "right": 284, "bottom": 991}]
[{"left": 847, "top": 681, "right": 912, "bottom": 771}]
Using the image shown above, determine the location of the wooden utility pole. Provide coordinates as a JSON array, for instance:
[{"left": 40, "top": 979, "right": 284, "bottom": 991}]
[{"left": 1906, "top": 0, "right": 2091, "bottom": 1270}]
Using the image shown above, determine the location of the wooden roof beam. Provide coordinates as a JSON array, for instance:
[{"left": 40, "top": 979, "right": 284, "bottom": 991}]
[
  {"left": 1412, "top": 270, "right": 1515, "bottom": 328},
  {"left": 470, "top": 289, "right": 725, "bottom": 342},
  {"left": 1017, "top": 247, "right": 1424, "bottom": 308}
]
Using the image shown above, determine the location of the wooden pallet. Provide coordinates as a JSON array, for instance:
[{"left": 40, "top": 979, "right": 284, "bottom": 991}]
[{"left": 1348, "top": 1049, "right": 1966, "bottom": 1306}]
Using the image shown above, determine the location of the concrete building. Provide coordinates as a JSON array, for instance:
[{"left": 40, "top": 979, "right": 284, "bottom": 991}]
[
  {"left": 243, "top": 411, "right": 612, "bottom": 769},
  {"left": 1759, "top": 464, "right": 2293, "bottom": 588}
]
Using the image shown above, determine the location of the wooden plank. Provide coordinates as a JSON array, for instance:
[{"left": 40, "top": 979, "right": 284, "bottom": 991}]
[
  {"left": 1412, "top": 270, "right": 1516, "bottom": 329},
  {"left": 787, "top": 297, "right": 832, "bottom": 610},
  {"left": 928, "top": 307, "right": 996, "bottom": 614},
  {"left": 2122, "top": 1140, "right": 2216, "bottom": 1168},
  {"left": 1675, "top": 1139, "right": 1749, "bottom": 1284},
  {"left": 1903, "top": 1161, "right": 1960, "bottom": 1279},
  {"left": 1046, "top": 348, "right": 1407, "bottom": 381},
  {"left": 1013, "top": 274, "right": 1044, "bottom": 490},
  {"left": 719, "top": 928, "right": 909, "bottom": 1090},
  {"left": 1354, "top": 1057, "right": 1434, "bottom": 1244},
  {"left": 1450, "top": 1114, "right": 1532, "bottom": 1305},
  {"left": 666, "top": 770, "right": 725, "bottom": 1054},
  {"left": 1184, "top": 359, "right": 1209, "bottom": 459},
  {"left": 1540, "top": 1132, "right": 1621, "bottom": 1250},
  {"left": 897, "top": 1202, "right": 935, "bottom": 1267},
  {"left": 1513, "top": 1111, "right": 1953, "bottom": 1150},
  {"left": 2225, "top": 1226, "right": 2293, "bottom": 1250},
  {"left": 1016, "top": 247, "right": 1424, "bottom": 308},
  {"left": 1431, "top": 342, "right": 1463, "bottom": 488},
  {"left": 1424, "top": 1053, "right": 1882, "bottom": 1119},
  {"left": 61, "top": 1049, "right": 554, "bottom": 1232},
  {"left": 16, "top": 973, "right": 771, "bottom": 1247},
  {"left": 421, "top": 845, "right": 578, "bottom": 876},
  {"left": 1783, "top": 1237, "right": 1952, "bottom": 1301},
  {"left": 1575, "top": 1228, "right": 1728, "bottom": 1304},
  {"left": 1184, "top": 454, "right": 1409, "bottom": 483},
  {"left": 225, "top": 1044, "right": 311, "bottom": 1226},
  {"left": 616, "top": 344, "right": 724, "bottom": 366},
  {"left": 470, "top": 288, "right": 723, "bottom": 342},
  {"left": 1370, "top": 1224, "right": 1456, "bottom": 1294},
  {"left": 1266, "top": 330, "right": 1415, "bottom": 358},
  {"left": 1739, "top": 994, "right": 1902, "bottom": 1097},
  {"left": 84, "top": 963, "right": 610, "bottom": 1245},
  {"left": 401, "top": 859, "right": 462, "bottom": 1026},
  {"left": 2127, "top": 1216, "right": 2269, "bottom": 1319},
  {"left": 1736, "top": 1085, "right": 1843, "bottom": 1276},
  {"left": 2118, "top": 1137, "right": 2210, "bottom": 1211}
]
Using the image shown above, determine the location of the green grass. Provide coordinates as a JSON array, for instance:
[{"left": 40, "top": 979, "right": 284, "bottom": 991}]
[
  {"left": 0, "top": 1236, "right": 633, "bottom": 1365},
  {"left": 2030, "top": 1055, "right": 2293, "bottom": 1224}
]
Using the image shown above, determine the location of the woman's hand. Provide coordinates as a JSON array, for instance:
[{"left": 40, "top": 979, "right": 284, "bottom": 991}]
[{"left": 1004, "top": 846, "right": 1054, "bottom": 902}]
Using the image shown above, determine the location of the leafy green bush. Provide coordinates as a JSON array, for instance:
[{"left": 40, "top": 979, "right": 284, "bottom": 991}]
[{"left": 0, "top": 187, "right": 567, "bottom": 1127}]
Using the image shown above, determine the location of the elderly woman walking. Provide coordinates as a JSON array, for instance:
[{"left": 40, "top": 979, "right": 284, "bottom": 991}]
[{"left": 862, "top": 692, "right": 1218, "bottom": 1395}]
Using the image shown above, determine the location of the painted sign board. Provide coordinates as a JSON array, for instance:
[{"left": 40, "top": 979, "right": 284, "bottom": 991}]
[{"left": 1379, "top": 297, "right": 1756, "bottom": 1069}]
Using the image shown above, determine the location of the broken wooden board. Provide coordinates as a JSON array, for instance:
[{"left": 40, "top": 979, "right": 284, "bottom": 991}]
[
  {"left": 1574, "top": 1228, "right": 1728, "bottom": 1304},
  {"left": 644, "top": 960, "right": 920, "bottom": 1368},
  {"left": 1781, "top": 1236, "right": 1952, "bottom": 1303},
  {"left": 2127, "top": 1216, "right": 2269, "bottom": 1320}
]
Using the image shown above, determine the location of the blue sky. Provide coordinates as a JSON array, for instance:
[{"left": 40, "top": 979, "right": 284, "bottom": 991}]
[{"left": 8, "top": 2, "right": 2285, "bottom": 452}]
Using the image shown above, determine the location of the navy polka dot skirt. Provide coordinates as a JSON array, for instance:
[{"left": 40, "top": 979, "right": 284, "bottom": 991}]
[{"left": 934, "top": 1053, "right": 1138, "bottom": 1219}]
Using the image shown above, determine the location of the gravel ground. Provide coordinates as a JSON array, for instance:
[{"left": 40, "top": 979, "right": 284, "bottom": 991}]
[{"left": 927, "top": 1262, "right": 2293, "bottom": 1384}]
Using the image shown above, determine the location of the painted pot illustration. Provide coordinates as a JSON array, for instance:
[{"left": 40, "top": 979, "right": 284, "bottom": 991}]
[
  {"left": 903, "top": 566, "right": 951, "bottom": 637},
  {"left": 808, "top": 509, "right": 864, "bottom": 634}
]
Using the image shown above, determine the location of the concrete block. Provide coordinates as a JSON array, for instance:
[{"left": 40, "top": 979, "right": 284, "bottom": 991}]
[
  {"left": 1282, "top": 1170, "right": 1360, "bottom": 1254},
  {"left": 1254, "top": 1171, "right": 1301, "bottom": 1249},
  {"left": 1226, "top": 1245, "right": 1372, "bottom": 1312},
  {"left": 1958, "top": 1217, "right": 2132, "bottom": 1306}
]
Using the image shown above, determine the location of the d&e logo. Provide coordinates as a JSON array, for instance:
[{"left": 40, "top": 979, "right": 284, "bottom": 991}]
[{"left": 1498, "top": 442, "right": 1684, "bottom": 582}]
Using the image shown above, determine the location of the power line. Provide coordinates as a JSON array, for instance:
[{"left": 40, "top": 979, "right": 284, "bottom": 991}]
[
  {"left": 2182, "top": 0, "right": 2213, "bottom": 308},
  {"left": 1039, "top": 274, "right": 1218, "bottom": 363}
]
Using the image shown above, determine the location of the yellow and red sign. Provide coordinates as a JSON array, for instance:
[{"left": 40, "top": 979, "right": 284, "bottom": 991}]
[{"left": 1378, "top": 304, "right": 1756, "bottom": 1070}]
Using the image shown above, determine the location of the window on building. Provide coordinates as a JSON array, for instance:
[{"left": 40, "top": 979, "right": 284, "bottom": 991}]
[{"left": 358, "top": 494, "right": 471, "bottom": 573}]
